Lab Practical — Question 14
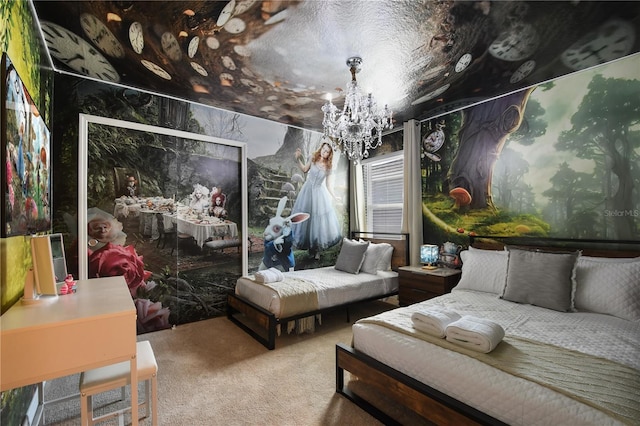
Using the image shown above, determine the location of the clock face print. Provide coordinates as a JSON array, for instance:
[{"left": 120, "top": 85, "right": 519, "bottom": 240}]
[
  {"left": 510, "top": 60, "right": 536, "bottom": 84},
  {"left": 224, "top": 17, "right": 246, "bottom": 34},
  {"left": 188, "top": 36, "right": 200, "bottom": 58},
  {"left": 488, "top": 22, "right": 539, "bottom": 62},
  {"left": 128, "top": 22, "right": 144, "bottom": 54},
  {"left": 79, "top": 13, "right": 125, "bottom": 59},
  {"left": 161, "top": 32, "right": 182, "bottom": 61},
  {"left": 423, "top": 128, "right": 445, "bottom": 153},
  {"left": 41, "top": 21, "right": 120, "bottom": 82},
  {"left": 411, "top": 84, "right": 450, "bottom": 106},
  {"left": 217, "top": 0, "right": 236, "bottom": 27},
  {"left": 141, "top": 59, "right": 172, "bottom": 80},
  {"left": 455, "top": 53, "right": 472, "bottom": 73},
  {"left": 560, "top": 19, "right": 636, "bottom": 71},
  {"left": 190, "top": 61, "right": 208, "bottom": 76}
]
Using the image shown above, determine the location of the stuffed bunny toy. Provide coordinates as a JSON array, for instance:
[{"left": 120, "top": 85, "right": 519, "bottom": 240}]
[{"left": 259, "top": 196, "right": 309, "bottom": 272}]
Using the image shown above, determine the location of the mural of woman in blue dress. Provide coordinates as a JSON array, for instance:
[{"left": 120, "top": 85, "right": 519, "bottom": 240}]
[{"left": 291, "top": 141, "right": 342, "bottom": 259}]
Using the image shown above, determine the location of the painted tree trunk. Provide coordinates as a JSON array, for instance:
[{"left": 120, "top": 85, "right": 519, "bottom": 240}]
[{"left": 447, "top": 88, "right": 534, "bottom": 210}]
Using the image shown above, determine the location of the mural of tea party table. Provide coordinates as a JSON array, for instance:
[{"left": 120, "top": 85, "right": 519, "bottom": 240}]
[{"left": 165, "top": 213, "right": 238, "bottom": 248}]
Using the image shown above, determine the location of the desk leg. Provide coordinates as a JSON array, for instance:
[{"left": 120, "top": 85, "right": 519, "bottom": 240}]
[{"left": 130, "top": 355, "right": 138, "bottom": 426}]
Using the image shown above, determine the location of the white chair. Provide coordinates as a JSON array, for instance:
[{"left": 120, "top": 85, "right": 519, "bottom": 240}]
[{"left": 79, "top": 340, "right": 158, "bottom": 426}]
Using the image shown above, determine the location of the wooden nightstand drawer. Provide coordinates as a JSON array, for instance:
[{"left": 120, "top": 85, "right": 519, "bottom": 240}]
[{"left": 398, "top": 266, "right": 461, "bottom": 306}]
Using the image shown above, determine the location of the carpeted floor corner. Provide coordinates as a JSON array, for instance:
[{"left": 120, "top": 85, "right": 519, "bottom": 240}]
[{"left": 41, "top": 298, "right": 428, "bottom": 426}]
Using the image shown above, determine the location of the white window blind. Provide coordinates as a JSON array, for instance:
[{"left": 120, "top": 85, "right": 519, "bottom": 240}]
[{"left": 362, "top": 153, "right": 404, "bottom": 233}]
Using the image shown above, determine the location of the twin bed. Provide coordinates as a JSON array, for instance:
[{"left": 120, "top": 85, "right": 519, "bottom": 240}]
[
  {"left": 227, "top": 232, "right": 409, "bottom": 350},
  {"left": 336, "top": 236, "right": 640, "bottom": 425}
]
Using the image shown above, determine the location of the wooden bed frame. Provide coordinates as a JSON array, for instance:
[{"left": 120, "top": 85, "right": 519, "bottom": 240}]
[
  {"left": 335, "top": 235, "right": 640, "bottom": 425},
  {"left": 227, "top": 232, "right": 410, "bottom": 350}
]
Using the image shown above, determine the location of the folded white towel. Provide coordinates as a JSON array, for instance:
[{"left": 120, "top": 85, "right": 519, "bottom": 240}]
[
  {"left": 411, "top": 307, "right": 461, "bottom": 338},
  {"left": 254, "top": 267, "right": 285, "bottom": 284},
  {"left": 445, "top": 315, "right": 505, "bottom": 353}
]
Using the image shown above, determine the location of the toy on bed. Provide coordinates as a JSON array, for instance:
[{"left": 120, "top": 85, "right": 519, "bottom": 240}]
[{"left": 259, "top": 196, "right": 309, "bottom": 272}]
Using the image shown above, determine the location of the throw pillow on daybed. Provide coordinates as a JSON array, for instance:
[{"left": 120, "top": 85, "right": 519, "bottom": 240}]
[
  {"left": 360, "top": 242, "right": 394, "bottom": 274},
  {"left": 453, "top": 247, "right": 508, "bottom": 295},
  {"left": 335, "top": 238, "right": 370, "bottom": 274},
  {"left": 574, "top": 256, "right": 640, "bottom": 321},
  {"left": 502, "top": 247, "right": 579, "bottom": 312}
]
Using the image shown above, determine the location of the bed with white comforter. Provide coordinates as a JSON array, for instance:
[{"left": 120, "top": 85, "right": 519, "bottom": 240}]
[
  {"left": 337, "top": 240, "right": 640, "bottom": 425},
  {"left": 352, "top": 290, "right": 640, "bottom": 425},
  {"left": 236, "top": 266, "right": 398, "bottom": 318},
  {"left": 228, "top": 233, "right": 408, "bottom": 349}
]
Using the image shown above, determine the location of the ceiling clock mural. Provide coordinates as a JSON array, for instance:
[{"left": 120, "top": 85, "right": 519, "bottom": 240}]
[
  {"left": 32, "top": 1, "right": 640, "bottom": 131},
  {"left": 40, "top": 21, "right": 120, "bottom": 82},
  {"left": 79, "top": 13, "right": 125, "bottom": 59},
  {"left": 560, "top": 18, "right": 636, "bottom": 71}
]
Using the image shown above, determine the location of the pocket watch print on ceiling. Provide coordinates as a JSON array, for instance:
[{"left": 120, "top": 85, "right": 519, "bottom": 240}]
[
  {"left": 128, "top": 21, "right": 144, "bottom": 54},
  {"left": 489, "top": 22, "right": 540, "bottom": 62},
  {"left": 560, "top": 18, "right": 636, "bottom": 71},
  {"left": 41, "top": 21, "right": 120, "bottom": 82},
  {"left": 79, "top": 13, "right": 125, "bottom": 59}
]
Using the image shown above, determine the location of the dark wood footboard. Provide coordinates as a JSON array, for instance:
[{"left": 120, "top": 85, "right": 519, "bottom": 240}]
[
  {"left": 227, "top": 292, "right": 278, "bottom": 349},
  {"left": 335, "top": 343, "right": 507, "bottom": 426},
  {"left": 227, "top": 290, "right": 399, "bottom": 350}
]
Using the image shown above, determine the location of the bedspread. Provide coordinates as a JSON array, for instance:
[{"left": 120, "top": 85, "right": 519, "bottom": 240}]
[
  {"left": 358, "top": 313, "right": 640, "bottom": 424},
  {"left": 260, "top": 276, "right": 318, "bottom": 318},
  {"left": 353, "top": 291, "right": 640, "bottom": 425}
]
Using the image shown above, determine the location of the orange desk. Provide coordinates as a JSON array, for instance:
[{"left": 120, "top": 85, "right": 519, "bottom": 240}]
[{"left": 1, "top": 276, "right": 138, "bottom": 425}]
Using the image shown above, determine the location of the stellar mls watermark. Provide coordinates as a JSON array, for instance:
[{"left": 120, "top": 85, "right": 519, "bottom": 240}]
[{"left": 603, "top": 209, "right": 640, "bottom": 217}]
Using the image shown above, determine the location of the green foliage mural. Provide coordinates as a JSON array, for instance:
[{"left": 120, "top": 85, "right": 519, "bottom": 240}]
[{"left": 422, "top": 54, "right": 640, "bottom": 245}]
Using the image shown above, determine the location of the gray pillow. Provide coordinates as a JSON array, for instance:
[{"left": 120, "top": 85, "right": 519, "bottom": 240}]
[
  {"left": 335, "top": 238, "right": 370, "bottom": 274},
  {"left": 502, "top": 247, "right": 579, "bottom": 312}
]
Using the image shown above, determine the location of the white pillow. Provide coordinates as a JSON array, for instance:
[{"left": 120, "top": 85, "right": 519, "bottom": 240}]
[
  {"left": 453, "top": 248, "right": 508, "bottom": 295},
  {"left": 574, "top": 256, "right": 640, "bottom": 321},
  {"left": 334, "top": 238, "right": 369, "bottom": 274},
  {"left": 360, "top": 242, "right": 394, "bottom": 274}
]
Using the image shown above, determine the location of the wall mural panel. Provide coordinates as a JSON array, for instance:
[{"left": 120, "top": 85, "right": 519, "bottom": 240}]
[
  {"left": 1, "top": 1, "right": 56, "bottom": 423},
  {"left": 422, "top": 54, "right": 640, "bottom": 252},
  {"left": 75, "top": 116, "right": 245, "bottom": 334},
  {"left": 53, "top": 75, "right": 348, "bottom": 335}
]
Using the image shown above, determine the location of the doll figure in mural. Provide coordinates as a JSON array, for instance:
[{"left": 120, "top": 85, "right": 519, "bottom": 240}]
[
  {"left": 189, "top": 183, "right": 209, "bottom": 213},
  {"left": 86, "top": 207, "right": 127, "bottom": 250},
  {"left": 291, "top": 141, "right": 342, "bottom": 260},
  {"left": 124, "top": 175, "right": 138, "bottom": 197},
  {"left": 208, "top": 187, "right": 227, "bottom": 219}
]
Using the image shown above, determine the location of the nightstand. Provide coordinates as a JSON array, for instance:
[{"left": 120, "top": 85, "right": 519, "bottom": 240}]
[{"left": 398, "top": 266, "right": 462, "bottom": 306}]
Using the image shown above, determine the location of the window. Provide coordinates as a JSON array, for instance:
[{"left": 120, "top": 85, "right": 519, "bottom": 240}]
[{"left": 362, "top": 152, "right": 404, "bottom": 233}]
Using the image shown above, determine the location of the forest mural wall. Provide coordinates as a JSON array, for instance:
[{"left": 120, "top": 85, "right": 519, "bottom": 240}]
[{"left": 422, "top": 53, "right": 640, "bottom": 249}]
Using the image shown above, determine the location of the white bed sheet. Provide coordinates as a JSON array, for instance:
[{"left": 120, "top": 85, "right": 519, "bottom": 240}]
[
  {"left": 235, "top": 266, "right": 398, "bottom": 318},
  {"left": 352, "top": 290, "right": 640, "bottom": 426}
]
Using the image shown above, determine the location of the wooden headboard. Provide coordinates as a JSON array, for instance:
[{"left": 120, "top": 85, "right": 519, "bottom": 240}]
[
  {"left": 469, "top": 235, "right": 640, "bottom": 258},
  {"left": 351, "top": 231, "right": 410, "bottom": 271}
]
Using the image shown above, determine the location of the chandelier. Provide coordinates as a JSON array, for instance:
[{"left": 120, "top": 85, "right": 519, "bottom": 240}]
[{"left": 322, "top": 57, "right": 393, "bottom": 164}]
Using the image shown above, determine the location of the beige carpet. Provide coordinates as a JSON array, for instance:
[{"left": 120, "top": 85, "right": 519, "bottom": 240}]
[{"left": 41, "top": 298, "right": 428, "bottom": 426}]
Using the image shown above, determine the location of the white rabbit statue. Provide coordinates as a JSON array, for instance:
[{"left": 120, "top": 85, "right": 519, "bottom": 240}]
[{"left": 259, "top": 196, "right": 310, "bottom": 272}]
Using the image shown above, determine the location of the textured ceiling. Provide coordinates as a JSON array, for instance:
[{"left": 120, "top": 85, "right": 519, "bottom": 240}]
[{"left": 32, "top": 1, "right": 640, "bottom": 131}]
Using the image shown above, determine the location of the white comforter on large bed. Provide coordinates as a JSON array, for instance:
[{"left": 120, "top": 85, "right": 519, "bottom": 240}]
[
  {"left": 235, "top": 266, "right": 398, "bottom": 318},
  {"left": 352, "top": 289, "right": 640, "bottom": 426}
]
